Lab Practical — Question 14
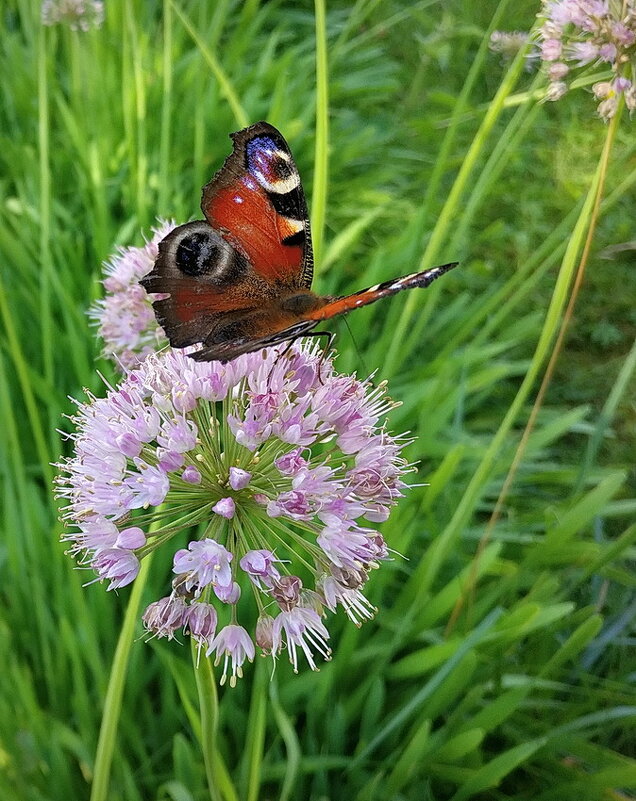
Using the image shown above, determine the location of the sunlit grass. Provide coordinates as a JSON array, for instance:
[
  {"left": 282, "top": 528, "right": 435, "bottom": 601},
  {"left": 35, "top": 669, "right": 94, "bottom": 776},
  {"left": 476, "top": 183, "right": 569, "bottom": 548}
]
[{"left": 0, "top": 1, "right": 635, "bottom": 799}]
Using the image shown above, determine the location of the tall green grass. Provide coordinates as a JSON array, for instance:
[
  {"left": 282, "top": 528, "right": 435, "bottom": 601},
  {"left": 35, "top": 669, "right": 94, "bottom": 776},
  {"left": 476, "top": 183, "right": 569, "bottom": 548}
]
[{"left": 1, "top": 1, "right": 634, "bottom": 799}]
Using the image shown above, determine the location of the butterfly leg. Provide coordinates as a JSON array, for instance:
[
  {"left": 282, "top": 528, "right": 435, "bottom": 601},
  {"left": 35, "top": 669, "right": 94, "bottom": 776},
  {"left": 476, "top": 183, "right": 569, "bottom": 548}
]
[
  {"left": 299, "top": 330, "right": 335, "bottom": 384},
  {"left": 266, "top": 340, "right": 297, "bottom": 383}
]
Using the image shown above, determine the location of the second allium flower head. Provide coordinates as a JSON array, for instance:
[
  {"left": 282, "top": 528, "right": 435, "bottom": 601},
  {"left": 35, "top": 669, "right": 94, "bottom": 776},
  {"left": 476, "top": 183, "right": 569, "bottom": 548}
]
[
  {"left": 491, "top": 1, "right": 636, "bottom": 119},
  {"left": 90, "top": 221, "right": 173, "bottom": 369},
  {"left": 56, "top": 337, "right": 411, "bottom": 685},
  {"left": 539, "top": 0, "right": 636, "bottom": 117}
]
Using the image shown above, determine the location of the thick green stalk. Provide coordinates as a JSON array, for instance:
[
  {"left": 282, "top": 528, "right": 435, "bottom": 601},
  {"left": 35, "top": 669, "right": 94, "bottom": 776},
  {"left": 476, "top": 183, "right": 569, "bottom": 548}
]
[
  {"left": 383, "top": 41, "right": 529, "bottom": 376},
  {"left": 158, "top": 0, "right": 173, "bottom": 216},
  {"left": 90, "top": 551, "right": 154, "bottom": 801},
  {"left": 244, "top": 660, "right": 268, "bottom": 801},
  {"left": 407, "top": 148, "right": 606, "bottom": 603},
  {"left": 169, "top": 0, "right": 249, "bottom": 129},
  {"left": 192, "top": 641, "right": 223, "bottom": 801},
  {"left": 312, "top": 0, "right": 329, "bottom": 271}
]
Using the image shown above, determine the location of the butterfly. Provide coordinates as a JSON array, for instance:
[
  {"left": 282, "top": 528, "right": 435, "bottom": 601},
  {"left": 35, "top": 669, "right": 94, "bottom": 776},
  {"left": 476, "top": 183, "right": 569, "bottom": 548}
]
[{"left": 141, "top": 121, "right": 457, "bottom": 363}]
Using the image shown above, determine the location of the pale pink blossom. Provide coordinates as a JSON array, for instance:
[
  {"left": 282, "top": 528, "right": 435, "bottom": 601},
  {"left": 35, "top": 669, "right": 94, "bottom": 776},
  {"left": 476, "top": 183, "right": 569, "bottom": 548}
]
[
  {"left": 271, "top": 607, "right": 331, "bottom": 672},
  {"left": 209, "top": 625, "right": 255, "bottom": 687},
  {"left": 143, "top": 596, "right": 188, "bottom": 639},
  {"left": 56, "top": 341, "right": 412, "bottom": 683},
  {"left": 91, "top": 221, "right": 175, "bottom": 368}
]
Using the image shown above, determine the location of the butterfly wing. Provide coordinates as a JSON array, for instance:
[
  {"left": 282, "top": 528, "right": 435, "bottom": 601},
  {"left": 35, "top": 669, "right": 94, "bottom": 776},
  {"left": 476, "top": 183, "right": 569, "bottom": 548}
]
[
  {"left": 188, "top": 319, "right": 319, "bottom": 363},
  {"left": 188, "top": 262, "right": 459, "bottom": 362},
  {"left": 201, "top": 121, "right": 313, "bottom": 289},
  {"left": 141, "top": 120, "right": 456, "bottom": 365},
  {"left": 141, "top": 221, "right": 281, "bottom": 349},
  {"left": 141, "top": 122, "right": 314, "bottom": 357},
  {"left": 302, "top": 262, "right": 459, "bottom": 322}
]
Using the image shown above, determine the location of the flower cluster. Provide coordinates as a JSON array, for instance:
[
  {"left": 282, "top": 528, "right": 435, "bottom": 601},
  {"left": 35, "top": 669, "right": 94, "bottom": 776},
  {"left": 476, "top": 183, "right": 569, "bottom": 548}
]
[
  {"left": 90, "top": 221, "right": 175, "bottom": 369},
  {"left": 56, "top": 342, "right": 412, "bottom": 686},
  {"left": 41, "top": 0, "right": 104, "bottom": 31},
  {"left": 489, "top": 31, "right": 533, "bottom": 63},
  {"left": 537, "top": 0, "right": 636, "bottom": 118}
]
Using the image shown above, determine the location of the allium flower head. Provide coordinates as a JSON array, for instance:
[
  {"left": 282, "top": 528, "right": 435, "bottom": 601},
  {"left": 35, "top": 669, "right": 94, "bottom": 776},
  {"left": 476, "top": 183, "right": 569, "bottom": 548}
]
[
  {"left": 41, "top": 0, "right": 104, "bottom": 31},
  {"left": 56, "top": 341, "right": 413, "bottom": 684},
  {"left": 536, "top": 0, "right": 636, "bottom": 118},
  {"left": 494, "top": 1, "right": 636, "bottom": 119},
  {"left": 91, "top": 221, "right": 176, "bottom": 369}
]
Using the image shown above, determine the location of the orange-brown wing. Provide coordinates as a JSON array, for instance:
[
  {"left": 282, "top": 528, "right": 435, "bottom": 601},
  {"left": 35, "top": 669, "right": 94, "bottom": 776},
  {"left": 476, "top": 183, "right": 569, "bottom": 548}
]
[
  {"left": 188, "top": 320, "right": 320, "bottom": 363},
  {"left": 141, "top": 221, "right": 278, "bottom": 349},
  {"left": 302, "top": 262, "right": 459, "bottom": 321},
  {"left": 201, "top": 121, "right": 313, "bottom": 289},
  {"left": 187, "top": 262, "right": 459, "bottom": 363}
]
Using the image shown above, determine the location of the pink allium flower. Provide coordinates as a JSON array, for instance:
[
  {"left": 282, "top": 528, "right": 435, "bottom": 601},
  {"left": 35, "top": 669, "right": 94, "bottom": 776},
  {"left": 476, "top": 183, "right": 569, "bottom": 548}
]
[
  {"left": 91, "top": 548, "right": 140, "bottom": 589},
  {"left": 495, "top": 0, "right": 636, "bottom": 119},
  {"left": 542, "top": 37, "right": 564, "bottom": 60},
  {"left": 593, "top": 75, "right": 635, "bottom": 118},
  {"left": 41, "top": 0, "right": 104, "bottom": 31},
  {"left": 271, "top": 607, "right": 331, "bottom": 673},
  {"left": 142, "top": 596, "right": 188, "bottom": 640},
  {"left": 538, "top": 0, "right": 636, "bottom": 117},
  {"left": 209, "top": 625, "right": 255, "bottom": 687},
  {"left": 185, "top": 602, "right": 218, "bottom": 657},
  {"left": 90, "top": 221, "right": 176, "bottom": 369},
  {"left": 173, "top": 539, "right": 234, "bottom": 593},
  {"left": 212, "top": 497, "right": 236, "bottom": 519},
  {"left": 228, "top": 467, "right": 251, "bottom": 490},
  {"left": 548, "top": 61, "right": 570, "bottom": 79},
  {"left": 319, "top": 574, "right": 377, "bottom": 626},
  {"left": 240, "top": 550, "right": 286, "bottom": 590},
  {"left": 545, "top": 80, "right": 569, "bottom": 100},
  {"left": 255, "top": 614, "right": 275, "bottom": 652},
  {"left": 55, "top": 341, "right": 413, "bottom": 684},
  {"left": 567, "top": 40, "right": 599, "bottom": 63}
]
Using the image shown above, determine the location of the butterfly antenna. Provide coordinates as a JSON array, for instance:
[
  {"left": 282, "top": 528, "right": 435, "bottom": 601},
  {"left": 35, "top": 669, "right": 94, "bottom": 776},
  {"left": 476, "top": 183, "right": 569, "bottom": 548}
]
[{"left": 343, "top": 317, "right": 369, "bottom": 378}]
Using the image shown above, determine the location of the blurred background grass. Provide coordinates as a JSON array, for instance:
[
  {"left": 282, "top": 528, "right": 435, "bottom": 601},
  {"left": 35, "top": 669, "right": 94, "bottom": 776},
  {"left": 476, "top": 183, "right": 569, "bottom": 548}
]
[{"left": 1, "top": 0, "right": 635, "bottom": 799}]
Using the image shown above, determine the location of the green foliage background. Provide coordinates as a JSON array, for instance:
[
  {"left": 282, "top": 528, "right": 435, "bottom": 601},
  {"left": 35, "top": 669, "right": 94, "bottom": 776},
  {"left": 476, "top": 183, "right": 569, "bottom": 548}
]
[{"left": 0, "top": 0, "right": 635, "bottom": 799}]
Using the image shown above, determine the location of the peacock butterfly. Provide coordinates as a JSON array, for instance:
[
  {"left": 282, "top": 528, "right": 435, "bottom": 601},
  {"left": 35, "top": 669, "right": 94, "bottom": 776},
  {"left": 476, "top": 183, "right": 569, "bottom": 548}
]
[{"left": 141, "top": 121, "right": 457, "bottom": 363}]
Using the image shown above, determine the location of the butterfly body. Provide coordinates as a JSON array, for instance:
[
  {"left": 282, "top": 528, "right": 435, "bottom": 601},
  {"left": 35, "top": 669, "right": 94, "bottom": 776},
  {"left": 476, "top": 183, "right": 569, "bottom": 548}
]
[{"left": 141, "top": 121, "right": 457, "bottom": 363}]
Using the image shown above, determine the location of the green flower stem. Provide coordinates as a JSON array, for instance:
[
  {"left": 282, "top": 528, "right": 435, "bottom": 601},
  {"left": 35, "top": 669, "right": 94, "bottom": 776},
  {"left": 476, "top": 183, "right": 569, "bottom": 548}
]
[
  {"left": 404, "top": 132, "right": 607, "bottom": 610},
  {"left": 38, "top": 24, "right": 54, "bottom": 434},
  {"left": 244, "top": 659, "right": 268, "bottom": 801},
  {"left": 383, "top": 38, "right": 529, "bottom": 377},
  {"left": 447, "top": 103, "right": 623, "bottom": 632},
  {"left": 158, "top": 0, "right": 174, "bottom": 216},
  {"left": 168, "top": 0, "right": 249, "bottom": 129},
  {"left": 312, "top": 0, "right": 329, "bottom": 271},
  {"left": 192, "top": 639, "right": 222, "bottom": 801},
  {"left": 90, "top": 550, "right": 154, "bottom": 801},
  {"left": 269, "top": 678, "right": 300, "bottom": 801}
]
